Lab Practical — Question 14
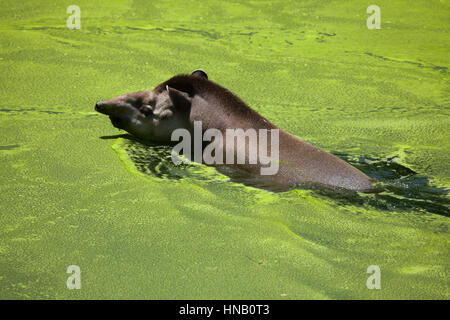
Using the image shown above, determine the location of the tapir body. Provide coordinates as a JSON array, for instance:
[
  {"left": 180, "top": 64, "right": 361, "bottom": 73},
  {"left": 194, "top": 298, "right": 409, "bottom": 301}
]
[{"left": 95, "top": 70, "right": 377, "bottom": 192}]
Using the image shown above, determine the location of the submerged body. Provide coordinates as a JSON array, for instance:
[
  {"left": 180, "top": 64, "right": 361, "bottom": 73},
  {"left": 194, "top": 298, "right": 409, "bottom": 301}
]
[{"left": 95, "top": 70, "right": 377, "bottom": 192}]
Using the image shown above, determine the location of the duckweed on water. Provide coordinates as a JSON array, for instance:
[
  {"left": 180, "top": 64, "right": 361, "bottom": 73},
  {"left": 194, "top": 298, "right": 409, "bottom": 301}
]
[{"left": 0, "top": 0, "right": 448, "bottom": 299}]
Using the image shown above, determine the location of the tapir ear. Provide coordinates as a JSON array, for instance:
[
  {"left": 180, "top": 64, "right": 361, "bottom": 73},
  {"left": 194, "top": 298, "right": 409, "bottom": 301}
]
[
  {"left": 191, "top": 69, "right": 208, "bottom": 79},
  {"left": 166, "top": 85, "right": 191, "bottom": 110}
]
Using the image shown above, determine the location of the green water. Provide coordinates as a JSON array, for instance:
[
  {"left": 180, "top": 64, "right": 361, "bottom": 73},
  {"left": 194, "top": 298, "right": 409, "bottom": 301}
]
[{"left": 0, "top": 0, "right": 449, "bottom": 299}]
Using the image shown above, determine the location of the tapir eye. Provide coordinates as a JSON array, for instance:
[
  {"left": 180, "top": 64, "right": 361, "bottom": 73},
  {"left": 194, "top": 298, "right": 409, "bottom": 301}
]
[{"left": 139, "top": 105, "right": 153, "bottom": 116}]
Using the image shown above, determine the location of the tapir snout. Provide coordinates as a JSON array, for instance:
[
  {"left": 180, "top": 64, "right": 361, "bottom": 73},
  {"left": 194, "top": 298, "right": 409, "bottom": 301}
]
[
  {"left": 94, "top": 101, "right": 108, "bottom": 113},
  {"left": 94, "top": 99, "right": 133, "bottom": 117}
]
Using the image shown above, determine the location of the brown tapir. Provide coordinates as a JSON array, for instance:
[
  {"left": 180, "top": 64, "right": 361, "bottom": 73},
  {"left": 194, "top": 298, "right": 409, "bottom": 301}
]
[{"left": 95, "top": 69, "right": 378, "bottom": 192}]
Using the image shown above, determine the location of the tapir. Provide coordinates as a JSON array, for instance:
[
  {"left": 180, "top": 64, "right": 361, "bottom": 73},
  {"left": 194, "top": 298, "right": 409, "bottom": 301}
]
[{"left": 95, "top": 69, "right": 378, "bottom": 192}]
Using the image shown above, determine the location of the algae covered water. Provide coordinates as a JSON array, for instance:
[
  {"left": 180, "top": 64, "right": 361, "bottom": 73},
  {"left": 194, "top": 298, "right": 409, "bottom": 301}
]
[{"left": 0, "top": 0, "right": 449, "bottom": 299}]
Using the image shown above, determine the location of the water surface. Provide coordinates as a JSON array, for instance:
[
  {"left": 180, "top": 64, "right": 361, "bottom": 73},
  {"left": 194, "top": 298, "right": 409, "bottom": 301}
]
[{"left": 0, "top": 0, "right": 448, "bottom": 299}]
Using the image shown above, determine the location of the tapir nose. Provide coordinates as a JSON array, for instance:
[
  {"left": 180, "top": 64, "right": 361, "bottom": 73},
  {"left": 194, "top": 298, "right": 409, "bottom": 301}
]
[{"left": 95, "top": 101, "right": 106, "bottom": 112}]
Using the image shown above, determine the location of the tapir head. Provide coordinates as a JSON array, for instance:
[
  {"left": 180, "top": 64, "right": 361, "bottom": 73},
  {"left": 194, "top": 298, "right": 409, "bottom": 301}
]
[{"left": 95, "top": 70, "right": 207, "bottom": 142}]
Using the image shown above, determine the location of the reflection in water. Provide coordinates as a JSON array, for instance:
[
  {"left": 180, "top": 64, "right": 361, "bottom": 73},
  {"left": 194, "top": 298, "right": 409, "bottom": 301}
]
[
  {"left": 330, "top": 153, "right": 449, "bottom": 216},
  {"left": 108, "top": 135, "right": 449, "bottom": 217},
  {"left": 109, "top": 134, "right": 220, "bottom": 181}
]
